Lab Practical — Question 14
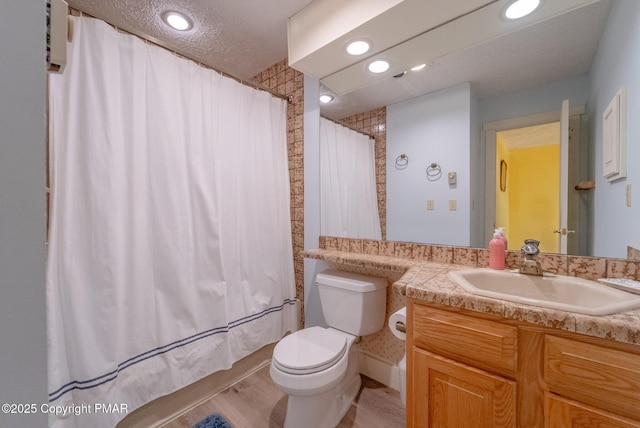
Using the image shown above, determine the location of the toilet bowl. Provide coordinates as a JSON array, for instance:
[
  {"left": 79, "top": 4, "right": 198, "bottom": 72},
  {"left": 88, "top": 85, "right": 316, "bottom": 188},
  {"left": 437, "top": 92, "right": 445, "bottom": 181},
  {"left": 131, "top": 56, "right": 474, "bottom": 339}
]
[
  {"left": 270, "top": 269, "right": 387, "bottom": 428},
  {"left": 270, "top": 327, "right": 360, "bottom": 428}
]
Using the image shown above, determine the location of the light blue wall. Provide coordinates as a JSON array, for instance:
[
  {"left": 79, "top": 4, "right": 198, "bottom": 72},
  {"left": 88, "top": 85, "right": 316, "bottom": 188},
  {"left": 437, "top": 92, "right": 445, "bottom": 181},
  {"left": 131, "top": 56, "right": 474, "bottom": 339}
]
[
  {"left": 469, "top": 85, "right": 484, "bottom": 248},
  {"left": 0, "top": 1, "right": 48, "bottom": 426},
  {"left": 386, "top": 75, "right": 592, "bottom": 249},
  {"left": 387, "top": 83, "right": 473, "bottom": 246},
  {"left": 589, "top": 0, "right": 640, "bottom": 258},
  {"left": 303, "top": 75, "right": 329, "bottom": 328},
  {"left": 479, "top": 74, "right": 590, "bottom": 125}
]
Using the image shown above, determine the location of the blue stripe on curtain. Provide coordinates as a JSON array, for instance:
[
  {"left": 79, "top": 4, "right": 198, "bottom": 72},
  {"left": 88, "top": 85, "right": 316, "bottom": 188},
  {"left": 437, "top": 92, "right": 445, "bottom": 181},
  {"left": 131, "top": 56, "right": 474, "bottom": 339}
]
[{"left": 48, "top": 298, "right": 296, "bottom": 402}]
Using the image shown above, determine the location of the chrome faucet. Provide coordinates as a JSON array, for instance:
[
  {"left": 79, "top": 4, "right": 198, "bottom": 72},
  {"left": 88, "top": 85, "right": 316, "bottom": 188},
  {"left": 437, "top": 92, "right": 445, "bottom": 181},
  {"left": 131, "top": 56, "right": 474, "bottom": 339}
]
[{"left": 519, "top": 239, "right": 543, "bottom": 276}]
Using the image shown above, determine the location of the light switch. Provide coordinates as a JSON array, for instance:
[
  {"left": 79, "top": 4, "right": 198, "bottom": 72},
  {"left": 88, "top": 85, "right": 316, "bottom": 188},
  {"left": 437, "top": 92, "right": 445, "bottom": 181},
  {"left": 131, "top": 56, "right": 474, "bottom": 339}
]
[
  {"left": 427, "top": 200, "right": 434, "bottom": 210},
  {"left": 449, "top": 200, "right": 457, "bottom": 211},
  {"left": 448, "top": 172, "right": 457, "bottom": 185},
  {"left": 626, "top": 184, "right": 632, "bottom": 207}
]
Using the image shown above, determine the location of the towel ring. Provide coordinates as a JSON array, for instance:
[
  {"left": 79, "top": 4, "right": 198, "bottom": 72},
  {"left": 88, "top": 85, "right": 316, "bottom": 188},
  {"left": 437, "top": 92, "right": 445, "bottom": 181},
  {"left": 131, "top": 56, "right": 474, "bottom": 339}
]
[
  {"left": 426, "top": 162, "right": 442, "bottom": 181},
  {"left": 395, "top": 154, "right": 409, "bottom": 169}
]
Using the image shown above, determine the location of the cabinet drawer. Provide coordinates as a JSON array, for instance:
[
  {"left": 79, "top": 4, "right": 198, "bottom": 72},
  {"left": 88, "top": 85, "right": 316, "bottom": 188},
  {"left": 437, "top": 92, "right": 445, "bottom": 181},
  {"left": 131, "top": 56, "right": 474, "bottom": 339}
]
[
  {"left": 545, "top": 335, "right": 640, "bottom": 421},
  {"left": 545, "top": 393, "right": 640, "bottom": 428},
  {"left": 412, "top": 305, "right": 517, "bottom": 375}
]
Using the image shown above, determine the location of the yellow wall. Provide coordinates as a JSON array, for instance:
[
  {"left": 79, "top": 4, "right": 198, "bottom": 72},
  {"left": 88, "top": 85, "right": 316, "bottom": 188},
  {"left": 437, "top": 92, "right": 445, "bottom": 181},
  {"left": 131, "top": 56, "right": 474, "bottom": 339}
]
[{"left": 508, "top": 144, "right": 559, "bottom": 253}]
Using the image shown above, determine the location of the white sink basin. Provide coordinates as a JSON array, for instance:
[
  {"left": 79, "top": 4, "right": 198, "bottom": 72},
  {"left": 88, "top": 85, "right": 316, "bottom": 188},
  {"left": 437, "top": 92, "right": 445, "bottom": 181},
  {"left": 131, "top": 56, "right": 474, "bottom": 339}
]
[{"left": 448, "top": 268, "right": 640, "bottom": 316}]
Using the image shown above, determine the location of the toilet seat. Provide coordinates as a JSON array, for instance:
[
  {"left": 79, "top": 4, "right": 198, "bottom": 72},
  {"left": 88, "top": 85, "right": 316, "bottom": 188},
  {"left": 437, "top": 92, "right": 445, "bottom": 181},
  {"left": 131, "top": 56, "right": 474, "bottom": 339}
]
[{"left": 272, "top": 326, "right": 348, "bottom": 375}]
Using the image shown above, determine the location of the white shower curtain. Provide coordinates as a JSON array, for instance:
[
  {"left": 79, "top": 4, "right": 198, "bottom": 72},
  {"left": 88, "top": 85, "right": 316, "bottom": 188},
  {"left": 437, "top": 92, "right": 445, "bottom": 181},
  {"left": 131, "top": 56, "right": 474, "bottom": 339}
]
[
  {"left": 320, "top": 118, "right": 382, "bottom": 239},
  {"left": 47, "top": 17, "right": 296, "bottom": 428}
]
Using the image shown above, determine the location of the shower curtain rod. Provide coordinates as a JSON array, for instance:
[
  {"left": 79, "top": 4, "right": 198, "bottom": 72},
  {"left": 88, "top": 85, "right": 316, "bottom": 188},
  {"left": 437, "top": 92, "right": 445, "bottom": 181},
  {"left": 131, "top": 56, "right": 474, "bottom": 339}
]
[
  {"left": 68, "top": 8, "right": 292, "bottom": 103},
  {"left": 321, "top": 115, "right": 376, "bottom": 140}
]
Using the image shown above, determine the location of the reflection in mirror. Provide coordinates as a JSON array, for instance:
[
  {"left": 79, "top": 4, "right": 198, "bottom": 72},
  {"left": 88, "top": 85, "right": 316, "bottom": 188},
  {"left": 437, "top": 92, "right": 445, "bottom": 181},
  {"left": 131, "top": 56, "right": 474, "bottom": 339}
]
[
  {"left": 319, "top": 117, "right": 381, "bottom": 239},
  {"left": 491, "top": 115, "right": 589, "bottom": 255},
  {"left": 495, "top": 123, "right": 562, "bottom": 255},
  {"left": 321, "top": 0, "right": 640, "bottom": 259}
]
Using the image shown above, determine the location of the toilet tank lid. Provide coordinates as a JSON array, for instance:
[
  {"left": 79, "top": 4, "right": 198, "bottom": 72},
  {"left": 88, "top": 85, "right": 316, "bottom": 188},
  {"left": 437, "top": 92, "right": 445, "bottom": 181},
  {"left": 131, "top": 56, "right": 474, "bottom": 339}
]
[{"left": 315, "top": 269, "right": 387, "bottom": 292}]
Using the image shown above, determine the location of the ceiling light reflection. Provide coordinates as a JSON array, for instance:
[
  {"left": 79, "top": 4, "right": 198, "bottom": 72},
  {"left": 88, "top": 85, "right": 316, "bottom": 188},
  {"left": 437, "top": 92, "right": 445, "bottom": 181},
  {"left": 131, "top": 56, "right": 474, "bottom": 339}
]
[
  {"left": 368, "top": 60, "right": 390, "bottom": 74},
  {"left": 346, "top": 40, "right": 370, "bottom": 56},
  {"left": 319, "top": 94, "right": 334, "bottom": 104},
  {"left": 504, "top": 0, "right": 540, "bottom": 20}
]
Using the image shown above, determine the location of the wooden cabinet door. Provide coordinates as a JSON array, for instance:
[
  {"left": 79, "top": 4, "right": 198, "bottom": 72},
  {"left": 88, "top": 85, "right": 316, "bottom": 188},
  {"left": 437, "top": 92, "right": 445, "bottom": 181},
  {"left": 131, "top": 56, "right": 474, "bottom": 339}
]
[
  {"left": 411, "top": 347, "right": 516, "bottom": 428},
  {"left": 545, "top": 393, "right": 640, "bottom": 428}
]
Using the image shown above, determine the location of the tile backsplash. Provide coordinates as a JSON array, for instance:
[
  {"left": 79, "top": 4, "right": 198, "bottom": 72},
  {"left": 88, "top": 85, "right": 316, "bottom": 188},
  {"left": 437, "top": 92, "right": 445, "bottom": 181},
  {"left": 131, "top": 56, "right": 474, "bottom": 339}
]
[{"left": 320, "top": 236, "right": 640, "bottom": 282}]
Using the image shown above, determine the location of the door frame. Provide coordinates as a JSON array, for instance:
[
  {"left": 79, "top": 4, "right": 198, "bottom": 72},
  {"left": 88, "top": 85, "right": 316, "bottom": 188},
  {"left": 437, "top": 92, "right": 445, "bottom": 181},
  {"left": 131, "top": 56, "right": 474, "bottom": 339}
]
[{"left": 484, "top": 105, "right": 585, "bottom": 252}]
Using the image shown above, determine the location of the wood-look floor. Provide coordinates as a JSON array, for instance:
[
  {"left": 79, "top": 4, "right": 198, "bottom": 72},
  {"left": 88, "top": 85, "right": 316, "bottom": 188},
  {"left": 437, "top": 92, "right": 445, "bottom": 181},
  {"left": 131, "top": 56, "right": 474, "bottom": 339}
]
[{"left": 164, "top": 365, "right": 406, "bottom": 428}]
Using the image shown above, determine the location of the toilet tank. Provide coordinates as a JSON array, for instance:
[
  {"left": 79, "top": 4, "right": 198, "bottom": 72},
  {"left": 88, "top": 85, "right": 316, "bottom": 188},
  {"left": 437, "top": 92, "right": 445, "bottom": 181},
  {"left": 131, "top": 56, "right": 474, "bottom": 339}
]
[{"left": 316, "top": 269, "right": 387, "bottom": 336}]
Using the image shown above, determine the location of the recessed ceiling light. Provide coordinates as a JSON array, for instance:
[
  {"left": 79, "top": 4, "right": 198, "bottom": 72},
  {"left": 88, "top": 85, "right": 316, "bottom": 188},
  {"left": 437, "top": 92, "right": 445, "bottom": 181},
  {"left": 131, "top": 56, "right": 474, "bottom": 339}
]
[
  {"left": 504, "top": 0, "right": 541, "bottom": 20},
  {"left": 411, "top": 64, "right": 427, "bottom": 72},
  {"left": 368, "top": 60, "right": 390, "bottom": 74},
  {"left": 162, "top": 11, "right": 193, "bottom": 31},
  {"left": 319, "top": 94, "right": 334, "bottom": 104},
  {"left": 346, "top": 40, "right": 370, "bottom": 56}
]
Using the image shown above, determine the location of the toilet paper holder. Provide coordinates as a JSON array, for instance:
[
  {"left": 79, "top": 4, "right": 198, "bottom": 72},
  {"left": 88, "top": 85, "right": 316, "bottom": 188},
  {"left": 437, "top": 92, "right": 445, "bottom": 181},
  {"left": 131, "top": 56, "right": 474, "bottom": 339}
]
[{"left": 395, "top": 321, "right": 406, "bottom": 334}]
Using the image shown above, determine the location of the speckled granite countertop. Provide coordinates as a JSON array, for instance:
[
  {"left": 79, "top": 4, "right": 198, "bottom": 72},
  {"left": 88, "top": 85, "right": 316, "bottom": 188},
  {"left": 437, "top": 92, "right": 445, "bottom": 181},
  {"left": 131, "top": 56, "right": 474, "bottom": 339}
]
[{"left": 304, "top": 249, "right": 640, "bottom": 346}]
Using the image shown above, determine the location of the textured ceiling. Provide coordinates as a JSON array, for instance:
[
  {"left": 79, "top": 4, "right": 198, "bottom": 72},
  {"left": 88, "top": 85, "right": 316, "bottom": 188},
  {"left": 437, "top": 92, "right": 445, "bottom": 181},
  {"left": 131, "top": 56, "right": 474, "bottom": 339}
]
[
  {"left": 65, "top": 0, "right": 612, "bottom": 120},
  {"left": 66, "top": 0, "right": 313, "bottom": 80}
]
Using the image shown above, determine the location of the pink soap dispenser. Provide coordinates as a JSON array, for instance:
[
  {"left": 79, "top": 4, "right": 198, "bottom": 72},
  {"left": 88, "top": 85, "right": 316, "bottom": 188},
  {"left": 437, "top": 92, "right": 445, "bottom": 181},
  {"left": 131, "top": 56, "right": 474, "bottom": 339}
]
[{"left": 489, "top": 229, "right": 505, "bottom": 270}]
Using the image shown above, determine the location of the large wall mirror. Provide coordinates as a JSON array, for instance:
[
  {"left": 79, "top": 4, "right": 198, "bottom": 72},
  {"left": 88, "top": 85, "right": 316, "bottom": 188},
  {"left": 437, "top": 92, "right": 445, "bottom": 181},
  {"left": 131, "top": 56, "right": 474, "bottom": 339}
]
[{"left": 315, "top": 0, "right": 639, "bottom": 260}]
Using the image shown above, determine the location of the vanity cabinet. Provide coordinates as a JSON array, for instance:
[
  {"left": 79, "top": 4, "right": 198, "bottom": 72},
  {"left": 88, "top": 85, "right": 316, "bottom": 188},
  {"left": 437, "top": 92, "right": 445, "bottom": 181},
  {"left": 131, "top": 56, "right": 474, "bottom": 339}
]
[
  {"left": 412, "top": 348, "right": 516, "bottom": 427},
  {"left": 407, "top": 299, "right": 640, "bottom": 428}
]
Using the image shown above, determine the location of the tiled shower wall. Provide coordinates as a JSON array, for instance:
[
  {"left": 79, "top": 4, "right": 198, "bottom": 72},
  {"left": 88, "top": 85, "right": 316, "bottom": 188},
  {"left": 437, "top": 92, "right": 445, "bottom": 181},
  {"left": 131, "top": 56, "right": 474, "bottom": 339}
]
[{"left": 254, "top": 60, "right": 306, "bottom": 313}]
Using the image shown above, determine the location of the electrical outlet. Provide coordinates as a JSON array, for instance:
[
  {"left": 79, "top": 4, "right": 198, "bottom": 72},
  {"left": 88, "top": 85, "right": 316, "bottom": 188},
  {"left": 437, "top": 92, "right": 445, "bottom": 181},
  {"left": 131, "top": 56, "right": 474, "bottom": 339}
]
[
  {"left": 449, "top": 200, "right": 457, "bottom": 211},
  {"left": 427, "top": 200, "right": 434, "bottom": 210}
]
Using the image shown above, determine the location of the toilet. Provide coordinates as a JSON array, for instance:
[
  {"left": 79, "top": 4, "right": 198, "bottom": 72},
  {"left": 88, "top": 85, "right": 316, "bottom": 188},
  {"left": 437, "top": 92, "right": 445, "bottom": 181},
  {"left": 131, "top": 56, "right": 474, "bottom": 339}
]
[{"left": 270, "top": 269, "right": 387, "bottom": 428}]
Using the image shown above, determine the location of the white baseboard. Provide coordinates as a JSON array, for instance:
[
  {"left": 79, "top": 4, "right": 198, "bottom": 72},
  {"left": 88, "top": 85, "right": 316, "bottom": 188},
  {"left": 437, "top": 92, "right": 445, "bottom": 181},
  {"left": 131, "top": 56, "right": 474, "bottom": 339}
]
[
  {"left": 117, "top": 343, "right": 276, "bottom": 428},
  {"left": 358, "top": 351, "right": 401, "bottom": 391}
]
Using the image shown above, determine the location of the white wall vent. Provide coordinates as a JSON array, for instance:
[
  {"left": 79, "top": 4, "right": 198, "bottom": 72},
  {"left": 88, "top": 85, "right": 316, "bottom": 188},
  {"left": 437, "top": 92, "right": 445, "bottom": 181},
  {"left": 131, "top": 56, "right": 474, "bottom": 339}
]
[{"left": 47, "top": 0, "right": 69, "bottom": 74}]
